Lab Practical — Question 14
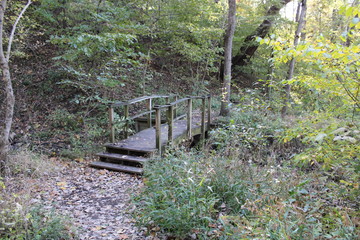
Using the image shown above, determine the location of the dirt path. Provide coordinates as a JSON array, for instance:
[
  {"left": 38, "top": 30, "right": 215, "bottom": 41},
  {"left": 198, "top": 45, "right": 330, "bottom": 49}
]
[{"left": 31, "top": 161, "right": 146, "bottom": 239}]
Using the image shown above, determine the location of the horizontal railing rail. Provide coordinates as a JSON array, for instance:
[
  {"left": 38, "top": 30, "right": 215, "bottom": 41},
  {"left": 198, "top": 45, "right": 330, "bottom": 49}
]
[
  {"left": 108, "top": 95, "right": 177, "bottom": 143},
  {"left": 107, "top": 94, "right": 211, "bottom": 154}
]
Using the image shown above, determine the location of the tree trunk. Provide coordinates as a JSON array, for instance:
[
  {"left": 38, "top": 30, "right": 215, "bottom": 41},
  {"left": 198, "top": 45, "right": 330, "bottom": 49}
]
[
  {"left": 0, "top": 61, "right": 14, "bottom": 169},
  {"left": 281, "top": 0, "right": 307, "bottom": 116},
  {"left": 0, "top": 0, "right": 32, "bottom": 171},
  {"left": 231, "top": 0, "right": 292, "bottom": 71},
  {"left": 220, "top": 0, "right": 236, "bottom": 116}
]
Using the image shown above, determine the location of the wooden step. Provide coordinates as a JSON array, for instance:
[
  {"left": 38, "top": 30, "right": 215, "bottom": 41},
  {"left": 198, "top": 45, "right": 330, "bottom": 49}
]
[
  {"left": 89, "top": 161, "right": 143, "bottom": 174},
  {"left": 96, "top": 152, "right": 147, "bottom": 164},
  {"left": 105, "top": 144, "right": 156, "bottom": 156}
]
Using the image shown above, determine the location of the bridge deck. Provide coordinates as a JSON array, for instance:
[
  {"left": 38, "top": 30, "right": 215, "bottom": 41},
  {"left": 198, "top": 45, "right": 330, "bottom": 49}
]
[
  {"left": 107, "top": 118, "right": 204, "bottom": 152},
  {"left": 91, "top": 95, "right": 212, "bottom": 173}
]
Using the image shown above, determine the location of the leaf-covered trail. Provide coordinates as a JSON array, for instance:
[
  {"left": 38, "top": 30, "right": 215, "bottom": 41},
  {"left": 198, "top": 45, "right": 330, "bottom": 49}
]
[{"left": 31, "top": 161, "right": 145, "bottom": 239}]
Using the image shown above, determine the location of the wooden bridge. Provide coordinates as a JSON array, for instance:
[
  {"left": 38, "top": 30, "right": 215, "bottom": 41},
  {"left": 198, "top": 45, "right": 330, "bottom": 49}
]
[{"left": 90, "top": 95, "right": 212, "bottom": 174}]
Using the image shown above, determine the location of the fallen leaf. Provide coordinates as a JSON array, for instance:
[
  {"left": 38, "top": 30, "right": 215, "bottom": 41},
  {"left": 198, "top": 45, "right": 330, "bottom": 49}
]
[
  {"left": 91, "top": 226, "right": 106, "bottom": 231},
  {"left": 119, "top": 234, "right": 129, "bottom": 239},
  {"left": 75, "top": 158, "right": 85, "bottom": 163},
  {"left": 56, "top": 182, "right": 67, "bottom": 186}
]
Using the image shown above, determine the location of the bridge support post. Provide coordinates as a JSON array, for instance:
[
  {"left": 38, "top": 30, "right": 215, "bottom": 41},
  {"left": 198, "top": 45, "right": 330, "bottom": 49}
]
[
  {"left": 187, "top": 98, "right": 192, "bottom": 138},
  {"left": 174, "top": 95, "right": 178, "bottom": 119},
  {"left": 207, "top": 96, "right": 211, "bottom": 130},
  {"left": 124, "top": 104, "right": 129, "bottom": 139},
  {"left": 147, "top": 98, "right": 152, "bottom": 128},
  {"left": 201, "top": 97, "right": 206, "bottom": 145},
  {"left": 109, "top": 106, "right": 115, "bottom": 143},
  {"left": 167, "top": 105, "right": 174, "bottom": 145},
  {"left": 155, "top": 107, "right": 162, "bottom": 154}
]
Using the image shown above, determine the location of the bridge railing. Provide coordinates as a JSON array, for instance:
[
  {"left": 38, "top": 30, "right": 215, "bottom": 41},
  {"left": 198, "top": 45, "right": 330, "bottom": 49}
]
[
  {"left": 153, "top": 95, "right": 211, "bottom": 154},
  {"left": 108, "top": 95, "right": 177, "bottom": 143}
]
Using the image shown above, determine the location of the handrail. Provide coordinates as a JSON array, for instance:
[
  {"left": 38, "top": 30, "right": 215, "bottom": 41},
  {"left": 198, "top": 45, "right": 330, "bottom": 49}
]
[
  {"left": 111, "top": 95, "right": 172, "bottom": 107},
  {"left": 108, "top": 95, "right": 176, "bottom": 143},
  {"left": 107, "top": 94, "right": 212, "bottom": 154}
]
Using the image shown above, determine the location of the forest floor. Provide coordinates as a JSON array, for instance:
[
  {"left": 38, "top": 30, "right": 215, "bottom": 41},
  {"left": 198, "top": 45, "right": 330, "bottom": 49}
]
[{"left": 5, "top": 160, "right": 148, "bottom": 240}]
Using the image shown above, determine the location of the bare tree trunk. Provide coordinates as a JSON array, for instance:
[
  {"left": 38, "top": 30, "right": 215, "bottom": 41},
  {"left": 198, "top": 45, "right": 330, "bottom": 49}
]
[
  {"left": 231, "top": 0, "right": 292, "bottom": 71},
  {"left": 0, "top": 0, "right": 32, "bottom": 171},
  {"left": 220, "top": 0, "right": 236, "bottom": 116},
  {"left": 281, "top": 0, "right": 307, "bottom": 116}
]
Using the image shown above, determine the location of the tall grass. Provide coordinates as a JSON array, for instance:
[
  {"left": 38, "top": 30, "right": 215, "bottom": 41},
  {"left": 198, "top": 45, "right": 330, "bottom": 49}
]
[
  {"left": 0, "top": 149, "right": 77, "bottom": 240},
  {"left": 133, "top": 98, "right": 359, "bottom": 239}
]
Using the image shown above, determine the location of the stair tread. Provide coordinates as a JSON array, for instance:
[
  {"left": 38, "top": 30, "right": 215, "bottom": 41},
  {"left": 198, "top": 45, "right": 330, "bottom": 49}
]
[
  {"left": 96, "top": 152, "right": 148, "bottom": 163},
  {"left": 104, "top": 143, "right": 156, "bottom": 153},
  {"left": 89, "top": 161, "right": 143, "bottom": 174}
]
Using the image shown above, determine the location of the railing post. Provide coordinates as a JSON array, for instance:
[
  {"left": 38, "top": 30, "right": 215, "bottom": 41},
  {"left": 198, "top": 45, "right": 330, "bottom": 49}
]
[
  {"left": 187, "top": 98, "right": 192, "bottom": 138},
  {"left": 173, "top": 95, "right": 178, "bottom": 119},
  {"left": 147, "top": 98, "right": 152, "bottom": 128},
  {"left": 167, "top": 104, "right": 174, "bottom": 145},
  {"left": 201, "top": 97, "right": 206, "bottom": 144},
  {"left": 207, "top": 95, "right": 211, "bottom": 130},
  {"left": 109, "top": 106, "right": 115, "bottom": 143},
  {"left": 155, "top": 106, "right": 162, "bottom": 155},
  {"left": 124, "top": 104, "right": 129, "bottom": 139}
]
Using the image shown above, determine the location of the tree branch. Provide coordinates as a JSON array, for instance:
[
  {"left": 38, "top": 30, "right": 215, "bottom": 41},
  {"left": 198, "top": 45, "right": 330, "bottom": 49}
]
[
  {"left": 0, "top": 0, "right": 7, "bottom": 62},
  {"left": 6, "top": 0, "right": 32, "bottom": 61}
]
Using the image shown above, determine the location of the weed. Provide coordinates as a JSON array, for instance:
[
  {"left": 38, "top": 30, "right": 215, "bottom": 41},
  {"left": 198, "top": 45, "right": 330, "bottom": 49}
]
[
  {"left": 0, "top": 150, "right": 77, "bottom": 239},
  {"left": 4, "top": 149, "right": 59, "bottom": 178}
]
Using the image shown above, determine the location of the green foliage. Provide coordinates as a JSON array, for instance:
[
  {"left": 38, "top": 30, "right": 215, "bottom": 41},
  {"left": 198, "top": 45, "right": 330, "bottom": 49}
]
[
  {"left": 35, "top": 0, "right": 145, "bottom": 100},
  {"left": 134, "top": 150, "right": 218, "bottom": 238},
  {"left": 0, "top": 200, "right": 76, "bottom": 240},
  {"left": 259, "top": 2, "right": 360, "bottom": 113},
  {"left": 212, "top": 89, "right": 287, "bottom": 163},
  {"left": 282, "top": 112, "right": 359, "bottom": 169},
  {"left": 30, "top": 108, "right": 107, "bottom": 159},
  {"left": 48, "top": 109, "right": 79, "bottom": 131}
]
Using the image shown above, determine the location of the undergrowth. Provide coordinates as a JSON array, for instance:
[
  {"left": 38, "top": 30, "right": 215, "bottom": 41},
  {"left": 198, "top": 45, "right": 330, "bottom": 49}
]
[
  {"left": 0, "top": 150, "right": 77, "bottom": 240},
  {"left": 134, "top": 91, "right": 359, "bottom": 239}
]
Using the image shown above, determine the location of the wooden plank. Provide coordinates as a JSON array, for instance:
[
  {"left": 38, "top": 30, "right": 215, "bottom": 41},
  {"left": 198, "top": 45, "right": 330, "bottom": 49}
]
[
  {"left": 111, "top": 95, "right": 170, "bottom": 107},
  {"left": 104, "top": 113, "right": 211, "bottom": 158},
  {"left": 90, "top": 161, "right": 143, "bottom": 174},
  {"left": 104, "top": 144, "right": 156, "bottom": 154},
  {"left": 96, "top": 152, "right": 147, "bottom": 164}
]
